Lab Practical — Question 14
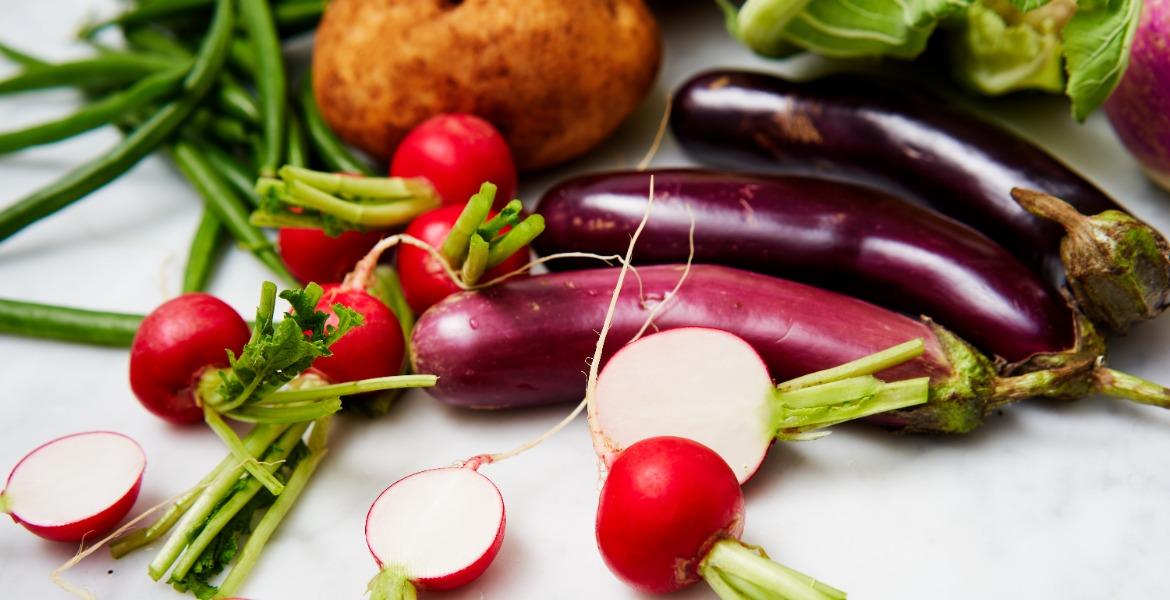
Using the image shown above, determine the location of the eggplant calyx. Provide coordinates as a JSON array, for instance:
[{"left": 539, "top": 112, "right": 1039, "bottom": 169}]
[{"left": 1012, "top": 188, "right": 1170, "bottom": 333}]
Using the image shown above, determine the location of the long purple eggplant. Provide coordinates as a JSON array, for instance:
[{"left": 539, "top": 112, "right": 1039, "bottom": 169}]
[
  {"left": 411, "top": 264, "right": 1170, "bottom": 433},
  {"left": 534, "top": 169, "right": 1082, "bottom": 366},
  {"left": 670, "top": 70, "right": 1170, "bottom": 332}
]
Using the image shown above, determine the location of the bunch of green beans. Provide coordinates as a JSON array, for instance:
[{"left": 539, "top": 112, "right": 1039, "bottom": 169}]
[{"left": 0, "top": 0, "right": 371, "bottom": 295}]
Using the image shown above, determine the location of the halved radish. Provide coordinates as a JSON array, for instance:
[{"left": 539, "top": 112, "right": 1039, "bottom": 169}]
[
  {"left": 365, "top": 467, "right": 506, "bottom": 598},
  {"left": 592, "top": 327, "right": 930, "bottom": 483},
  {"left": 2, "top": 431, "right": 146, "bottom": 542}
]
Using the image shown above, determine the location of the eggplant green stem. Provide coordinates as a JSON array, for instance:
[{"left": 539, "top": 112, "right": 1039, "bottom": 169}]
[
  {"left": 167, "top": 423, "right": 309, "bottom": 582},
  {"left": 216, "top": 417, "right": 330, "bottom": 598},
  {"left": 700, "top": 539, "right": 845, "bottom": 600},
  {"left": 148, "top": 423, "right": 288, "bottom": 580},
  {"left": 1094, "top": 368, "right": 1170, "bottom": 408},
  {"left": 441, "top": 183, "right": 496, "bottom": 266},
  {"left": 367, "top": 565, "right": 418, "bottom": 600},
  {"left": 267, "top": 374, "right": 437, "bottom": 402},
  {"left": 203, "top": 406, "right": 285, "bottom": 496}
]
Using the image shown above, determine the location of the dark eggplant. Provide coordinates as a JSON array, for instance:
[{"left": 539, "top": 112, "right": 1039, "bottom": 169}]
[
  {"left": 533, "top": 169, "right": 1082, "bottom": 366},
  {"left": 670, "top": 69, "right": 1170, "bottom": 332},
  {"left": 411, "top": 264, "right": 1170, "bottom": 433}
]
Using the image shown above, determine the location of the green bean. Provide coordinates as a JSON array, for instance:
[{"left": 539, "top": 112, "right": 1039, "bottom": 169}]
[
  {"left": 228, "top": 37, "right": 257, "bottom": 75},
  {"left": 0, "top": 67, "right": 185, "bottom": 155},
  {"left": 0, "top": 0, "right": 234, "bottom": 244},
  {"left": 80, "top": 0, "right": 214, "bottom": 39},
  {"left": 240, "top": 0, "right": 286, "bottom": 176},
  {"left": 300, "top": 74, "right": 373, "bottom": 175},
  {"left": 123, "top": 29, "right": 259, "bottom": 125},
  {"left": 0, "top": 53, "right": 182, "bottom": 95},
  {"left": 287, "top": 110, "right": 309, "bottom": 168},
  {"left": 182, "top": 207, "right": 225, "bottom": 293},
  {"left": 170, "top": 140, "right": 297, "bottom": 285},
  {"left": 0, "top": 42, "right": 48, "bottom": 67},
  {"left": 274, "top": 0, "right": 325, "bottom": 27},
  {"left": 0, "top": 298, "right": 142, "bottom": 347},
  {"left": 201, "top": 143, "right": 262, "bottom": 208}
]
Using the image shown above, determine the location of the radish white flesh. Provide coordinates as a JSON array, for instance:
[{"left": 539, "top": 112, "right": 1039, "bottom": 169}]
[
  {"left": 2, "top": 431, "right": 146, "bottom": 542},
  {"left": 365, "top": 467, "right": 505, "bottom": 594},
  {"left": 593, "top": 327, "right": 930, "bottom": 483},
  {"left": 595, "top": 328, "right": 775, "bottom": 482}
]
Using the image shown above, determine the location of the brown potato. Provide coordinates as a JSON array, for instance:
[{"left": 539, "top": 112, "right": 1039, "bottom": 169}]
[{"left": 312, "top": 0, "right": 661, "bottom": 170}]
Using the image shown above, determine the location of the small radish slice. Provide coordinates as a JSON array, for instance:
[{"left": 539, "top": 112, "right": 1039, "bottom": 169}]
[
  {"left": 2, "top": 431, "right": 145, "bottom": 543},
  {"left": 365, "top": 467, "right": 505, "bottom": 597},
  {"left": 593, "top": 327, "right": 929, "bottom": 483},
  {"left": 594, "top": 327, "right": 776, "bottom": 482}
]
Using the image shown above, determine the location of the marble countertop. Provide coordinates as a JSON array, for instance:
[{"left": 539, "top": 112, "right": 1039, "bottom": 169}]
[{"left": 2, "top": 2, "right": 1170, "bottom": 599}]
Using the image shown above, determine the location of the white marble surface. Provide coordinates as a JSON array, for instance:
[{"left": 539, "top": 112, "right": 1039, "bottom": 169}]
[{"left": 3, "top": 2, "right": 1170, "bottom": 599}]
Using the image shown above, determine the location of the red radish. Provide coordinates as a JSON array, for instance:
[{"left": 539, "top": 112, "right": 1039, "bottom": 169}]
[
  {"left": 278, "top": 227, "right": 386, "bottom": 285},
  {"left": 129, "top": 293, "right": 251, "bottom": 424},
  {"left": 365, "top": 467, "right": 506, "bottom": 598},
  {"left": 597, "top": 436, "right": 844, "bottom": 598},
  {"left": 390, "top": 114, "right": 517, "bottom": 206},
  {"left": 2, "top": 431, "right": 145, "bottom": 543},
  {"left": 397, "top": 205, "right": 531, "bottom": 313},
  {"left": 311, "top": 284, "right": 405, "bottom": 384},
  {"left": 592, "top": 328, "right": 928, "bottom": 483}
]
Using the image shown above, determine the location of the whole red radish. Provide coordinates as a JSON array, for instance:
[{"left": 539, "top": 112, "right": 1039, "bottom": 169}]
[
  {"left": 365, "top": 466, "right": 506, "bottom": 597},
  {"left": 279, "top": 227, "right": 387, "bottom": 285},
  {"left": 390, "top": 114, "right": 517, "bottom": 206},
  {"left": 129, "top": 294, "right": 250, "bottom": 424},
  {"left": 397, "top": 205, "right": 531, "bottom": 313},
  {"left": 597, "top": 436, "right": 844, "bottom": 598},
  {"left": 2, "top": 431, "right": 145, "bottom": 542},
  {"left": 311, "top": 284, "right": 405, "bottom": 383}
]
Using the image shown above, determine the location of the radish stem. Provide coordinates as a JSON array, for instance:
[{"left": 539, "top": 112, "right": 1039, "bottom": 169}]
[
  {"left": 367, "top": 566, "right": 417, "bottom": 600},
  {"left": 485, "top": 215, "right": 544, "bottom": 268},
  {"left": 479, "top": 200, "right": 523, "bottom": 239},
  {"left": 777, "top": 339, "right": 925, "bottom": 391},
  {"left": 700, "top": 539, "right": 845, "bottom": 600},
  {"left": 461, "top": 234, "right": 490, "bottom": 285},
  {"left": 148, "top": 424, "right": 288, "bottom": 580},
  {"left": 773, "top": 376, "right": 931, "bottom": 435},
  {"left": 216, "top": 417, "right": 330, "bottom": 598},
  {"left": 265, "top": 374, "right": 437, "bottom": 402},
  {"left": 278, "top": 166, "right": 432, "bottom": 199},
  {"left": 110, "top": 483, "right": 205, "bottom": 558},
  {"left": 441, "top": 183, "right": 495, "bottom": 266},
  {"left": 167, "top": 423, "right": 309, "bottom": 582},
  {"left": 203, "top": 406, "right": 285, "bottom": 496}
]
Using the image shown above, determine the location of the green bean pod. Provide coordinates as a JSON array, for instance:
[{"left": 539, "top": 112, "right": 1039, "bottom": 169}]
[
  {"left": 0, "top": 298, "right": 142, "bottom": 347},
  {"left": 239, "top": 0, "right": 286, "bottom": 176}
]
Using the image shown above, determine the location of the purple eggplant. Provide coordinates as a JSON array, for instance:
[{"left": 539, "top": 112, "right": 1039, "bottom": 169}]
[
  {"left": 671, "top": 69, "right": 1170, "bottom": 332},
  {"left": 411, "top": 264, "right": 1169, "bottom": 433},
  {"left": 533, "top": 169, "right": 1083, "bottom": 366}
]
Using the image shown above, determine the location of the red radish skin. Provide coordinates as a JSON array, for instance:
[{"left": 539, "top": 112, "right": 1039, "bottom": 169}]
[
  {"left": 311, "top": 285, "right": 405, "bottom": 384},
  {"left": 365, "top": 467, "right": 506, "bottom": 597},
  {"left": 397, "top": 205, "right": 531, "bottom": 313},
  {"left": 129, "top": 293, "right": 251, "bottom": 424},
  {"left": 390, "top": 114, "right": 518, "bottom": 206},
  {"left": 2, "top": 431, "right": 145, "bottom": 543},
  {"left": 596, "top": 436, "right": 745, "bottom": 594},
  {"left": 279, "top": 227, "right": 386, "bottom": 285}
]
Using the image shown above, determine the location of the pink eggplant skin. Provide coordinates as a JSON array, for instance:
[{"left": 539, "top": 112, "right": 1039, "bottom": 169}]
[
  {"left": 1104, "top": 0, "right": 1170, "bottom": 192},
  {"left": 670, "top": 70, "right": 1120, "bottom": 284},
  {"left": 533, "top": 169, "right": 1076, "bottom": 364},
  {"left": 412, "top": 264, "right": 955, "bottom": 408}
]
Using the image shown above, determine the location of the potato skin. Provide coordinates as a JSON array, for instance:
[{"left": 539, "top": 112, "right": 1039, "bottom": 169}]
[{"left": 312, "top": 0, "right": 661, "bottom": 170}]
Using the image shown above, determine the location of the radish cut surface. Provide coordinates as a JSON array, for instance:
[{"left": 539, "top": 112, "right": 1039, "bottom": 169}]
[
  {"left": 365, "top": 467, "right": 505, "bottom": 589},
  {"left": 3, "top": 431, "right": 145, "bottom": 541},
  {"left": 594, "top": 328, "right": 775, "bottom": 483}
]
